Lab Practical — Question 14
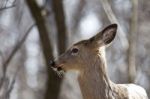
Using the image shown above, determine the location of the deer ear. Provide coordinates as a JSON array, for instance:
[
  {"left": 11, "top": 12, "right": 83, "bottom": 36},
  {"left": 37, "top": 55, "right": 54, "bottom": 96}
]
[
  {"left": 101, "top": 24, "right": 117, "bottom": 45},
  {"left": 88, "top": 24, "right": 117, "bottom": 47},
  {"left": 89, "top": 24, "right": 117, "bottom": 45}
]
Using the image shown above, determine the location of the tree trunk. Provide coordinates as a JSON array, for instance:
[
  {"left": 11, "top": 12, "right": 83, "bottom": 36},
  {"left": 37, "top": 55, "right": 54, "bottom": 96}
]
[
  {"left": 51, "top": 0, "right": 67, "bottom": 54},
  {"left": 128, "top": 0, "right": 138, "bottom": 83},
  {"left": 25, "top": 0, "right": 62, "bottom": 99}
]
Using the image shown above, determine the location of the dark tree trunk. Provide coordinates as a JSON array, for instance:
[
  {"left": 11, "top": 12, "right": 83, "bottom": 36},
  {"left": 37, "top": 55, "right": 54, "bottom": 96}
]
[
  {"left": 25, "top": 0, "right": 62, "bottom": 99},
  {"left": 51, "top": 0, "right": 67, "bottom": 54}
]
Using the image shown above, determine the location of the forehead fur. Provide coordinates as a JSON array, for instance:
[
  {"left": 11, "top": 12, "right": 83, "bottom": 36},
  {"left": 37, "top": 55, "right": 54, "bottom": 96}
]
[{"left": 74, "top": 40, "right": 88, "bottom": 46}]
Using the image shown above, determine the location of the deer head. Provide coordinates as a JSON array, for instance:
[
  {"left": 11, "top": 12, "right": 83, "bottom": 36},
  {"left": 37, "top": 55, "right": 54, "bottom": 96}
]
[{"left": 51, "top": 24, "right": 117, "bottom": 75}]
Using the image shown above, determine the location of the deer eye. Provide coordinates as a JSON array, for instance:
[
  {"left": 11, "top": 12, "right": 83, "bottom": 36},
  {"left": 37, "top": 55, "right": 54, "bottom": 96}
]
[{"left": 71, "top": 48, "right": 79, "bottom": 55}]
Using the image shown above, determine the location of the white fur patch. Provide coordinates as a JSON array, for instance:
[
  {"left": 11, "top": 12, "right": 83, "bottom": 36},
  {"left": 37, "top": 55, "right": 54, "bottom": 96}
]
[
  {"left": 59, "top": 70, "right": 82, "bottom": 99},
  {"left": 126, "top": 84, "right": 148, "bottom": 99},
  {"left": 98, "top": 46, "right": 107, "bottom": 64}
]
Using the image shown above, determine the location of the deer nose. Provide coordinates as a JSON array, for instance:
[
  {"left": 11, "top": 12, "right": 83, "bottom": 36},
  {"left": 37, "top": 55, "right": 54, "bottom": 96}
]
[{"left": 50, "top": 60, "right": 56, "bottom": 67}]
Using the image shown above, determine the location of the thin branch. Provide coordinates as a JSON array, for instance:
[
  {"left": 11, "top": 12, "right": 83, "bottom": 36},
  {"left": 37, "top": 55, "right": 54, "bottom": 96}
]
[
  {"left": 0, "top": 24, "right": 35, "bottom": 90},
  {"left": 128, "top": 0, "right": 138, "bottom": 83},
  {"left": 6, "top": 78, "right": 15, "bottom": 99},
  {"left": 12, "top": 0, "right": 17, "bottom": 4},
  {"left": 70, "top": 0, "right": 86, "bottom": 44},
  {"left": 100, "top": 0, "right": 129, "bottom": 50},
  {"left": 72, "top": 0, "right": 86, "bottom": 31},
  {"left": 4, "top": 0, "right": 9, "bottom": 8},
  {"left": 5, "top": 64, "right": 21, "bottom": 99},
  {"left": 0, "top": 5, "right": 16, "bottom": 11}
]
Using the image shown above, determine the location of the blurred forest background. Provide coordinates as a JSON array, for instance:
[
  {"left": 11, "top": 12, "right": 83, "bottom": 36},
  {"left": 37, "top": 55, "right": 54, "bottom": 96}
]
[{"left": 0, "top": 0, "right": 150, "bottom": 99}]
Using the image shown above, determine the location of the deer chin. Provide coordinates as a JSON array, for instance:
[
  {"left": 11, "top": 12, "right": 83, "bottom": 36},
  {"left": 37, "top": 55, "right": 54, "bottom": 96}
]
[{"left": 67, "top": 69, "right": 80, "bottom": 75}]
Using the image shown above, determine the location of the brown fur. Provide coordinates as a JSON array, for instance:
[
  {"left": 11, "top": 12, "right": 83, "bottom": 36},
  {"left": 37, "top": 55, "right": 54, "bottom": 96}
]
[{"left": 53, "top": 24, "right": 148, "bottom": 99}]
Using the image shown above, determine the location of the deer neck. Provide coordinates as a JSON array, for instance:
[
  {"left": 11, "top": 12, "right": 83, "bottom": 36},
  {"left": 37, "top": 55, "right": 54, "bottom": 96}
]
[{"left": 78, "top": 53, "right": 114, "bottom": 99}]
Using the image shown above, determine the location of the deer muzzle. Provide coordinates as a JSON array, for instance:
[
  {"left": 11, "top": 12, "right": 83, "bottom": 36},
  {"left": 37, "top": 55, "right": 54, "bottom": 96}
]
[{"left": 50, "top": 60, "right": 64, "bottom": 71}]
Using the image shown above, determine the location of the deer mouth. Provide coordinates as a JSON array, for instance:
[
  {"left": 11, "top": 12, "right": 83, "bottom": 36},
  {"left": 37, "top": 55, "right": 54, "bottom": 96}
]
[
  {"left": 53, "top": 64, "right": 64, "bottom": 71},
  {"left": 50, "top": 62, "right": 65, "bottom": 77}
]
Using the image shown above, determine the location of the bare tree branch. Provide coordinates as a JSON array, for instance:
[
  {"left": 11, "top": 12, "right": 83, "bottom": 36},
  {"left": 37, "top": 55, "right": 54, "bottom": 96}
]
[
  {"left": 5, "top": 60, "right": 22, "bottom": 99},
  {"left": 0, "top": 5, "right": 16, "bottom": 11},
  {"left": 70, "top": 0, "right": 86, "bottom": 45},
  {"left": 0, "top": 24, "right": 35, "bottom": 90},
  {"left": 4, "top": 0, "right": 9, "bottom": 7},
  {"left": 0, "top": 0, "right": 17, "bottom": 11},
  {"left": 25, "top": 1, "right": 62, "bottom": 99},
  {"left": 0, "top": 70, "right": 17, "bottom": 99},
  {"left": 72, "top": 0, "right": 86, "bottom": 32},
  {"left": 100, "top": 0, "right": 129, "bottom": 50},
  {"left": 5, "top": 65, "right": 20, "bottom": 99},
  {"left": 128, "top": 0, "right": 138, "bottom": 83},
  {"left": 5, "top": 76, "right": 15, "bottom": 99}
]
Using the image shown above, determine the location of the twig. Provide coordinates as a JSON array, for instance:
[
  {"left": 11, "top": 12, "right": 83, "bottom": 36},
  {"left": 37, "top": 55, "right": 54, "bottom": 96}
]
[
  {"left": 4, "top": 0, "right": 9, "bottom": 8},
  {"left": 5, "top": 64, "right": 21, "bottom": 99},
  {"left": 70, "top": 0, "right": 86, "bottom": 45},
  {"left": 100, "top": 0, "right": 129, "bottom": 50},
  {"left": 0, "top": 24, "right": 35, "bottom": 90},
  {"left": 0, "top": 5, "right": 16, "bottom": 11},
  {"left": 72, "top": 0, "right": 86, "bottom": 30}
]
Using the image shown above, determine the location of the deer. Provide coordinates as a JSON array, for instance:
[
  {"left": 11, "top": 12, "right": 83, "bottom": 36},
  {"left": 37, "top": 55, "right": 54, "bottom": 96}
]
[{"left": 50, "top": 24, "right": 148, "bottom": 99}]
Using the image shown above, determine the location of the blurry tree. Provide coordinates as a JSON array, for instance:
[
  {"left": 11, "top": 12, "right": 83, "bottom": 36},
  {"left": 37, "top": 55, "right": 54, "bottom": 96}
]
[
  {"left": 51, "top": 0, "right": 67, "bottom": 54},
  {"left": 100, "top": 0, "right": 128, "bottom": 50},
  {"left": 0, "top": 21, "right": 34, "bottom": 99},
  {"left": 128, "top": 0, "right": 138, "bottom": 83}
]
